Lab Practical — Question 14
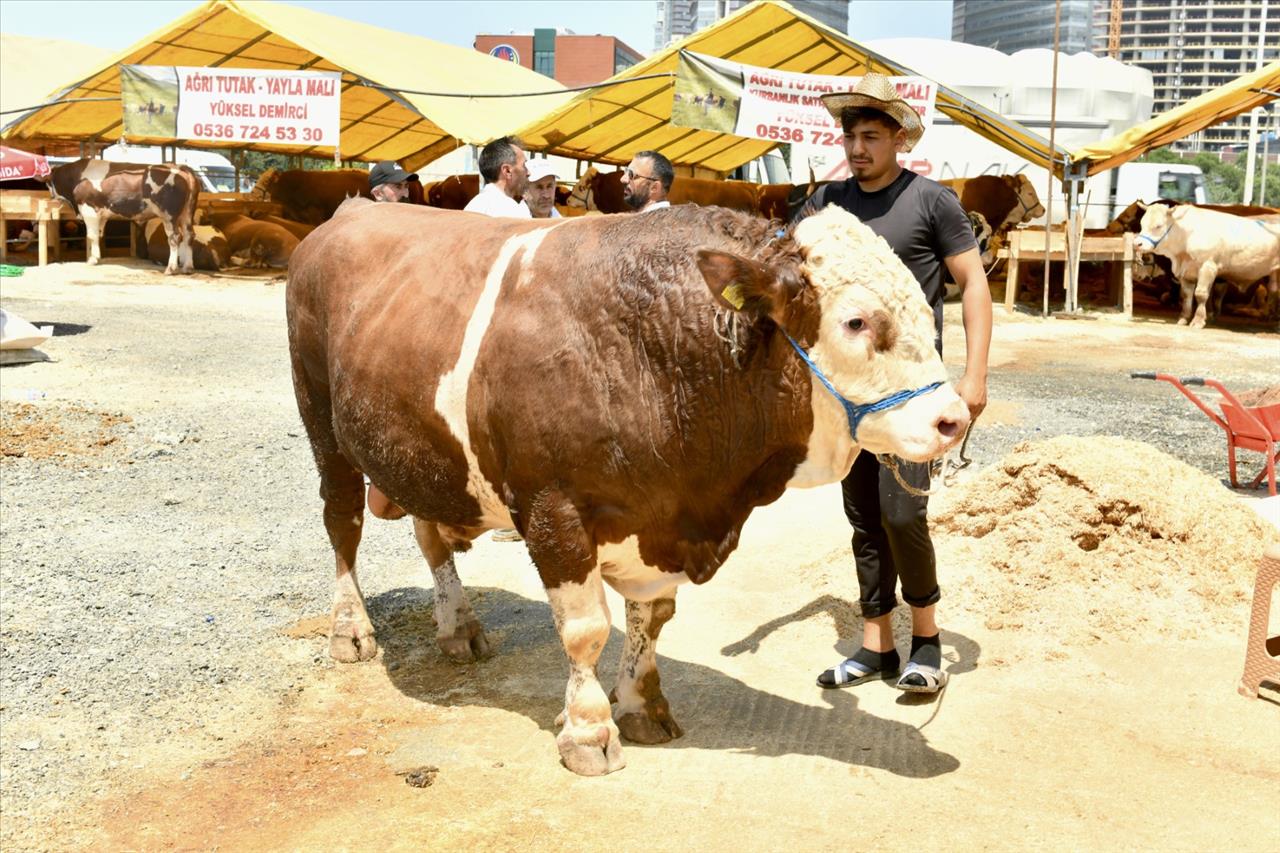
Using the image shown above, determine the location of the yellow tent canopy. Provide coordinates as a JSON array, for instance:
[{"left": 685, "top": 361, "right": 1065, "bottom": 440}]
[
  {"left": 1071, "top": 60, "right": 1280, "bottom": 176},
  {"left": 515, "top": 0, "right": 1070, "bottom": 179},
  {"left": 0, "top": 0, "right": 571, "bottom": 170},
  {"left": 0, "top": 34, "right": 112, "bottom": 134}
]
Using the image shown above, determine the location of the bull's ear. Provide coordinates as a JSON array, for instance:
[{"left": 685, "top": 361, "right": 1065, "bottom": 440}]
[{"left": 697, "top": 249, "right": 798, "bottom": 322}]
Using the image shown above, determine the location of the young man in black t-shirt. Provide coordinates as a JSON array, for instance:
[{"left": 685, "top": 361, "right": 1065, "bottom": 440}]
[{"left": 799, "top": 74, "right": 992, "bottom": 694}]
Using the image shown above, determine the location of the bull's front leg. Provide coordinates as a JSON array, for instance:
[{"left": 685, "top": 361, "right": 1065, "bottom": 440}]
[
  {"left": 546, "top": 568, "right": 624, "bottom": 775},
  {"left": 1177, "top": 275, "right": 1195, "bottom": 325},
  {"left": 80, "top": 207, "right": 104, "bottom": 265},
  {"left": 524, "top": 488, "right": 624, "bottom": 775},
  {"left": 1191, "top": 261, "right": 1219, "bottom": 329},
  {"left": 611, "top": 596, "right": 683, "bottom": 744}
]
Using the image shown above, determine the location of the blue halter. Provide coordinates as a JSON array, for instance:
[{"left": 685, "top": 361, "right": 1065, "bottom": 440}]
[
  {"left": 1136, "top": 222, "right": 1173, "bottom": 250},
  {"left": 784, "top": 333, "right": 943, "bottom": 441}
]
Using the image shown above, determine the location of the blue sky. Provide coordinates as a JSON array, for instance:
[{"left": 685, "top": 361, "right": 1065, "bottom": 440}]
[{"left": 0, "top": 1, "right": 954, "bottom": 54}]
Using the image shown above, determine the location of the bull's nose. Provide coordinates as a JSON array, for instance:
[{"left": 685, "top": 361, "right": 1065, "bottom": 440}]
[{"left": 934, "top": 400, "right": 970, "bottom": 445}]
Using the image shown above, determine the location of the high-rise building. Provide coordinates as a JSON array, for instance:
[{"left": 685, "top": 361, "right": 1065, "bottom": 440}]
[
  {"left": 1091, "top": 0, "right": 1278, "bottom": 151},
  {"left": 654, "top": 0, "right": 849, "bottom": 51},
  {"left": 952, "top": 0, "right": 1098, "bottom": 54}
]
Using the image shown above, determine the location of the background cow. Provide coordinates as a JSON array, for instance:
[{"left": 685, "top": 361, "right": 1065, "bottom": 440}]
[
  {"left": 287, "top": 202, "right": 968, "bottom": 776},
  {"left": 251, "top": 168, "right": 370, "bottom": 224},
  {"left": 42, "top": 158, "right": 199, "bottom": 274},
  {"left": 566, "top": 165, "right": 761, "bottom": 214},
  {"left": 209, "top": 211, "right": 300, "bottom": 269},
  {"left": 143, "top": 219, "right": 227, "bottom": 271},
  {"left": 1137, "top": 203, "right": 1280, "bottom": 328}
]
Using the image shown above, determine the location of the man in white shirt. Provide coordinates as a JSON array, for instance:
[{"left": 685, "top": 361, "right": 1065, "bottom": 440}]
[
  {"left": 620, "top": 150, "right": 674, "bottom": 213},
  {"left": 463, "top": 136, "right": 531, "bottom": 218},
  {"left": 524, "top": 159, "right": 562, "bottom": 219}
]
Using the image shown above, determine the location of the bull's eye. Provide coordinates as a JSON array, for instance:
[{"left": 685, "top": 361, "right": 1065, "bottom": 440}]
[{"left": 845, "top": 318, "right": 865, "bottom": 332}]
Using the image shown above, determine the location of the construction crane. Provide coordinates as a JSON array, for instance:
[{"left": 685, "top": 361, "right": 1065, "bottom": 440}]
[{"left": 1109, "top": 0, "right": 1123, "bottom": 58}]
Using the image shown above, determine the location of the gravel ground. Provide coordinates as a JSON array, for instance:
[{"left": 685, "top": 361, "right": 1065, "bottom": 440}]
[{"left": 0, "top": 260, "right": 1276, "bottom": 845}]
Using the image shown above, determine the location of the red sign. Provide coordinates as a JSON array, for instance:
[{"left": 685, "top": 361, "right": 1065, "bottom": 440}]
[{"left": 0, "top": 146, "right": 51, "bottom": 181}]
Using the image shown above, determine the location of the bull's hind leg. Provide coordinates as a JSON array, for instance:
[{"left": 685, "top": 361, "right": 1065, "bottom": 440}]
[
  {"left": 291, "top": 349, "right": 377, "bottom": 662},
  {"left": 412, "top": 519, "right": 490, "bottom": 662},
  {"left": 611, "top": 596, "right": 683, "bottom": 744},
  {"left": 321, "top": 458, "right": 378, "bottom": 662}
]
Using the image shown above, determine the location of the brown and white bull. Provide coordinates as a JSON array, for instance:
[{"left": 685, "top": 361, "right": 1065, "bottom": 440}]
[
  {"left": 286, "top": 201, "right": 969, "bottom": 775},
  {"left": 1137, "top": 203, "right": 1280, "bottom": 328},
  {"left": 43, "top": 158, "right": 199, "bottom": 274}
]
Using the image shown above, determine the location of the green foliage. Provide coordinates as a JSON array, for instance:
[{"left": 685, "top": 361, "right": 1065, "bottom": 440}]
[
  {"left": 1137, "top": 146, "right": 1279, "bottom": 206},
  {"left": 238, "top": 151, "right": 341, "bottom": 177}
]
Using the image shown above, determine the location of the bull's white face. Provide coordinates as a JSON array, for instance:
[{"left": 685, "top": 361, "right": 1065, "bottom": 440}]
[
  {"left": 1136, "top": 205, "right": 1174, "bottom": 257},
  {"left": 793, "top": 206, "right": 968, "bottom": 462}
]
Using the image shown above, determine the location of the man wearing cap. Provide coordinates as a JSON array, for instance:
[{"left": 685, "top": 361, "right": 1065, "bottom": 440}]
[
  {"left": 368, "top": 160, "right": 417, "bottom": 202},
  {"left": 802, "top": 73, "right": 991, "bottom": 695},
  {"left": 620, "top": 150, "right": 674, "bottom": 212},
  {"left": 463, "top": 136, "right": 531, "bottom": 218},
  {"left": 524, "top": 159, "right": 562, "bottom": 219}
]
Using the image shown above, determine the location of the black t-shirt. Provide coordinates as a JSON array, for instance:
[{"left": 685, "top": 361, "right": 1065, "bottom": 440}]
[{"left": 800, "top": 169, "right": 976, "bottom": 350}]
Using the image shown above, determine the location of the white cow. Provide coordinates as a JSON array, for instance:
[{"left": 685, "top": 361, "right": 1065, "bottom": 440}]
[{"left": 1136, "top": 203, "right": 1280, "bottom": 328}]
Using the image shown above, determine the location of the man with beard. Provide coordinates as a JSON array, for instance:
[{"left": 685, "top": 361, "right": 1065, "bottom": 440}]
[
  {"left": 799, "top": 74, "right": 991, "bottom": 695},
  {"left": 619, "top": 150, "right": 673, "bottom": 212}
]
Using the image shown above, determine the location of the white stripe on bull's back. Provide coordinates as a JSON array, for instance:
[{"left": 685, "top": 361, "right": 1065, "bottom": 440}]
[
  {"left": 434, "top": 224, "right": 565, "bottom": 525},
  {"left": 82, "top": 159, "right": 110, "bottom": 191}
]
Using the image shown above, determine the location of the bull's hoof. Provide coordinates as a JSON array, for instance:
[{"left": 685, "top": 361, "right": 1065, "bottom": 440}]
[
  {"left": 87, "top": 257, "right": 100, "bottom": 266},
  {"left": 556, "top": 720, "right": 625, "bottom": 776},
  {"left": 329, "top": 625, "right": 378, "bottom": 662},
  {"left": 1176, "top": 316, "right": 1190, "bottom": 326},
  {"left": 437, "top": 618, "right": 490, "bottom": 663},
  {"left": 1190, "top": 316, "right": 1206, "bottom": 330},
  {"left": 614, "top": 708, "right": 683, "bottom": 744}
]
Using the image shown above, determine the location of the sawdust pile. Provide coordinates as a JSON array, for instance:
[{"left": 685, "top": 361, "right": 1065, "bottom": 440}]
[
  {"left": 931, "top": 436, "right": 1278, "bottom": 646},
  {"left": 1234, "top": 384, "right": 1280, "bottom": 408},
  {"left": 0, "top": 401, "right": 132, "bottom": 462}
]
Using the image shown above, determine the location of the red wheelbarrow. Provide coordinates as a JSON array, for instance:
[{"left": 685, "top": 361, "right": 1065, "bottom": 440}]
[{"left": 1132, "top": 372, "right": 1280, "bottom": 496}]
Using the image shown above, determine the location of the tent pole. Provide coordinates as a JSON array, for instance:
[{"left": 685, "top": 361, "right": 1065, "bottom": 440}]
[
  {"left": 1043, "top": 0, "right": 1062, "bottom": 318},
  {"left": 1242, "top": 0, "right": 1268, "bottom": 204}
]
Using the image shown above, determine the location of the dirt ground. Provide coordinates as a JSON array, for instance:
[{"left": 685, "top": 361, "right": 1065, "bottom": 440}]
[{"left": 1, "top": 260, "right": 1278, "bottom": 851}]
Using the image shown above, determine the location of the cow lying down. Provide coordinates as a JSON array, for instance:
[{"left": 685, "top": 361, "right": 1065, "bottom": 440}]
[{"left": 287, "top": 201, "right": 970, "bottom": 775}]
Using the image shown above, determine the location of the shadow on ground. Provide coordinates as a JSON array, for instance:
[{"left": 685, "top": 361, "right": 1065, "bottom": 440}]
[{"left": 367, "top": 586, "right": 970, "bottom": 779}]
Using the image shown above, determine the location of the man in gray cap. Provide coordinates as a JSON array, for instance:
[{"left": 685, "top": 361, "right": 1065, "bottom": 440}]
[{"left": 368, "top": 160, "right": 417, "bottom": 203}]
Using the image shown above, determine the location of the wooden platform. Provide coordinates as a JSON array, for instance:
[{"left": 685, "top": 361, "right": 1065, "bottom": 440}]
[
  {"left": 0, "top": 190, "right": 73, "bottom": 266},
  {"left": 999, "top": 229, "right": 1135, "bottom": 317}
]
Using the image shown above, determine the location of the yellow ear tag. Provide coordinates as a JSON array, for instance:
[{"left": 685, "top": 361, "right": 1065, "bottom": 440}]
[{"left": 720, "top": 282, "right": 746, "bottom": 310}]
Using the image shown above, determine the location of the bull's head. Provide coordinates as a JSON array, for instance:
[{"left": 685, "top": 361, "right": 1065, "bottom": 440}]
[
  {"left": 697, "top": 206, "right": 969, "bottom": 464},
  {"left": 1135, "top": 203, "right": 1176, "bottom": 258}
]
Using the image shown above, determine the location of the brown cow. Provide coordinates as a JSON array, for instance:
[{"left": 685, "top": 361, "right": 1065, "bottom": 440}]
[
  {"left": 424, "top": 174, "right": 481, "bottom": 209},
  {"left": 286, "top": 201, "right": 969, "bottom": 775},
  {"left": 941, "top": 174, "right": 1045, "bottom": 235},
  {"left": 42, "top": 158, "right": 199, "bottom": 274},
  {"left": 210, "top": 212, "right": 299, "bottom": 268},
  {"left": 252, "top": 168, "right": 370, "bottom": 224}
]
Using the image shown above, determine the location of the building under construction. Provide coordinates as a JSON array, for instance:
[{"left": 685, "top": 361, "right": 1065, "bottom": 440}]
[{"left": 1093, "top": 0, "right": 1277, "bottom": 151}]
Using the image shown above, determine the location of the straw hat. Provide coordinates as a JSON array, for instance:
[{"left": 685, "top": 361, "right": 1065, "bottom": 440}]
[{"left": 820, "top": 73, "right": 924, "bottom": 151}]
